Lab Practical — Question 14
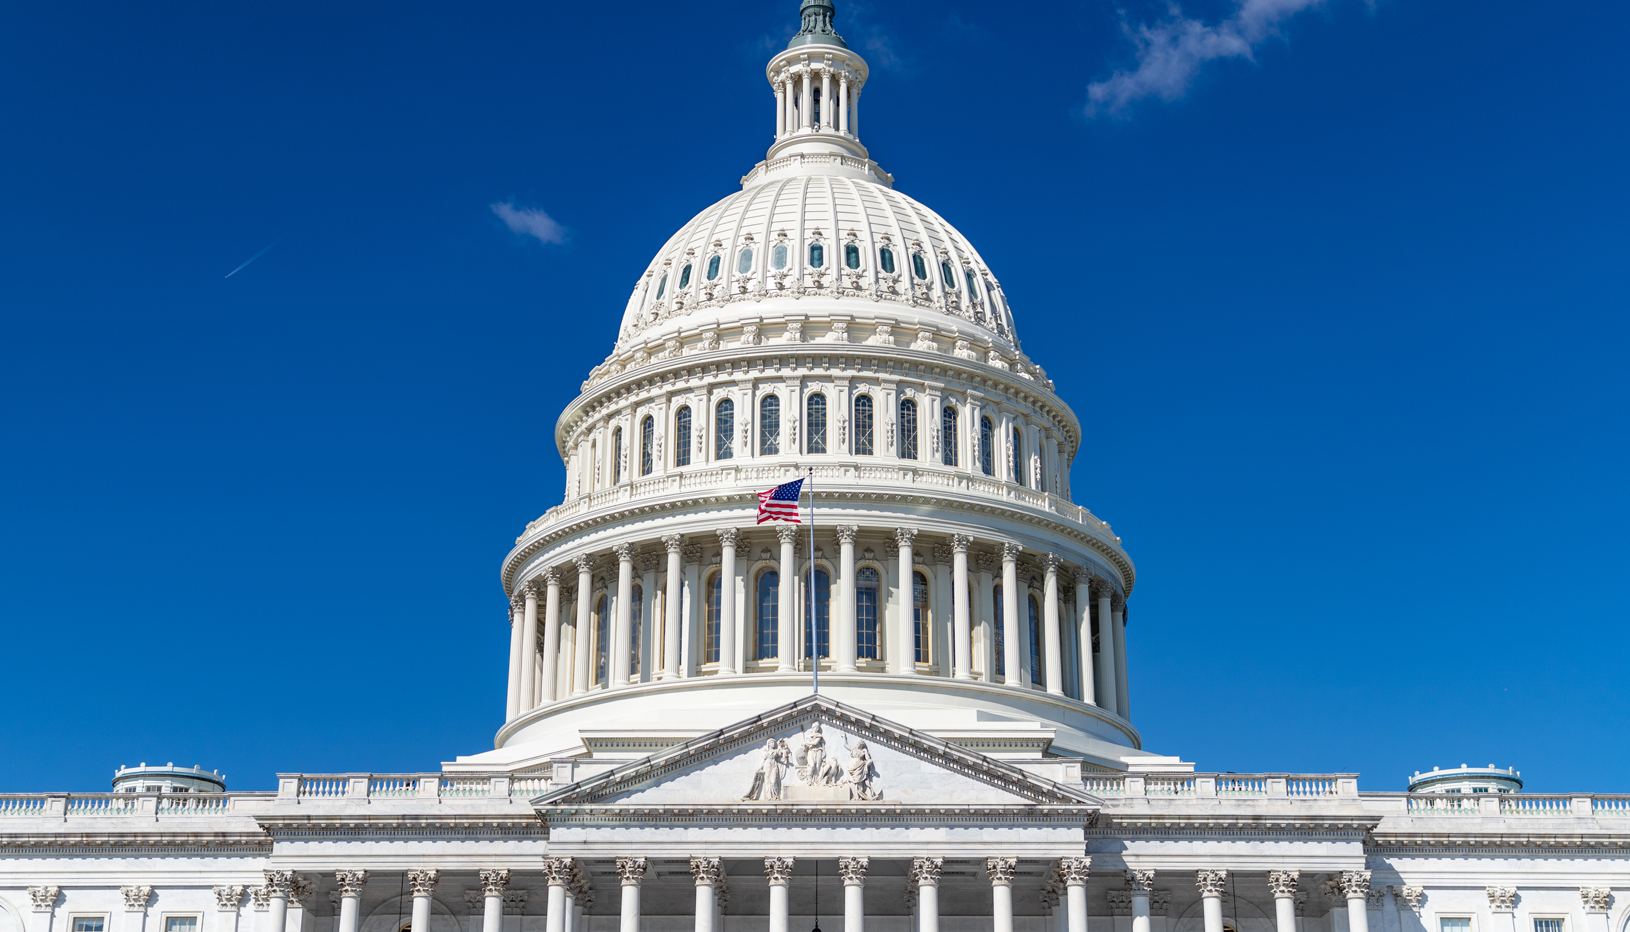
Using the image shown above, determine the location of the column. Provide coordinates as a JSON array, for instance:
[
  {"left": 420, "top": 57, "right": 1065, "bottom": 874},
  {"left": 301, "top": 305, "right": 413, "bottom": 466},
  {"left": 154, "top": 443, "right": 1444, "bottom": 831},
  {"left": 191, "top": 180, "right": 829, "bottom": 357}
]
[
  {"left": 840, "top": 858, "right": 867, "bottom": 932},
  {"left": 1341, "top": 872, "right": 1371, "bottom": 932},
  {"left": 121, "top": 886, "right": 151, "bottom": 932},
  {"left": 333, "top": 873, "right": 366, "bottom": 932},
  {"left": 1582, "top": 889, "right": 1613, "bottom": 932},
  {"left": 820, "top": 68, "right": 831, "bottom": 130},
  {"left": 1001, "top": 544, "right": 1022, "bottom": 686},
  {"left": 574, "top": 555, "right": 594, "bottom": 695},
  {"left": 545, "top": 859, "right": 573, "bottom": 932},
  {"left": 1266, "top": 871, "right": 1298, "bottom": 932},
  {"left": 717, "top": 529, "right": 739, "bottom": 674},
  {"left": 987, "top": 859, "right": 1016, "bottom": 932},
  {"left": 1094, "top": 583, "right": 1118, "bottom": 714},
  {"left": 895, "top": 529, "right": 918, "bottom": 674},
  {"left": 519, "top": 583, "right": 540, "bottom": 709},
  {"left": 975, "top": 553, "right": 996, "bottom": 682},
  {"left": 1113, "top": 597, "right": 1131, "bottom": 719},
  {"left": 213, "top": 886, "right": 245, "bottom": 932},
  {"left": 614, "top": 543, "right": 635, "bottom": 686},
  {"left": 618, "top": 859, "right": 647, "bottom": 932},
  {"left": 851, "top": 84, "right": 859, "bottom": 137},
  {"left": 264, "top": 872, "right": 293, "bottom": 932},
  {"left": 1060, "top": 860, "right": 1089, "bottom": 932},
  {"left": 1126, "top": 871, "right": 1154, "bottom": 932},
  {"left": 663, "top": 535, "right": 684, "bottom": 679},
  {"left": 765, "top": 859, "right": 794, "bottom": 932},
  {"left": 1196, "top": 871, "right": 1226, "bottom": 932},
  {"left": 506, "top": 596, "right": 524, "bottom": 718},
  {"left": 837, "top": 525, "right": 859, "bottom": 672},
  {"left": 1041, "top": 554, "right": 1064, "bottom": 695},
  {"left": 913, "top": 858, "right": 942, "bottom": 932},
  {"left": 541, "top": 569, "right": 563, "bottom": 703},
  {"left": 691, "top": 858, "right": 721, "bottom": 932},
  {"left": 1072, "top": 572, "right": 1096, "bottom": 705},
  {"left": 474, "top": 871, "right": 508, "bottom": 932},
  {"left": 408, "top": 871, "right": 438, "bottom": 932},
  {"left": 800, "top": 71, "right": 812, "bottom": 130},
  {"left": 951, "top": 535, "right": 973, "bottom": 680},
  {"left": 775, "top": 81, "right": 786, "bottom": 139},
  {"left": 777, "top": 525, "right": 798, "bottom": 672},
  {"left": 839, "top": 75, "right": 850, "bottom": 135}
]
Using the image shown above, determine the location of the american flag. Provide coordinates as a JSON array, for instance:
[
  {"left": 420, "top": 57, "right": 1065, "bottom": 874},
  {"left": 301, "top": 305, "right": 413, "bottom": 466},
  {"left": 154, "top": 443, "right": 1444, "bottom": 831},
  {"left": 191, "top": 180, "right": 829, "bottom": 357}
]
[{"left": 756, "top": 478, "right": 804, "bottom": 524}]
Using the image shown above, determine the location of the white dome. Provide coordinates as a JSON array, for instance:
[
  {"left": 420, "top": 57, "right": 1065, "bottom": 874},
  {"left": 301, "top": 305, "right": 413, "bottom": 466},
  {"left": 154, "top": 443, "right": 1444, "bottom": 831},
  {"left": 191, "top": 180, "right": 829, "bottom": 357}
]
[{"left": 616, "top": 172, "right": 1020, "bottom": 352}]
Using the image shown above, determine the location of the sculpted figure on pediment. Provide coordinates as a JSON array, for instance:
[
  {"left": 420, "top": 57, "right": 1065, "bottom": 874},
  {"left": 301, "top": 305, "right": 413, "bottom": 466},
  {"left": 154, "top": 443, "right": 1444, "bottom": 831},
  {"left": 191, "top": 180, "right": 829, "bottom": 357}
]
[
  {"left": 841, "top": 737, "right": 880, "bottom": 800},
  {"left": 743, "top": 739, "right": 792, "bottom": 801}
]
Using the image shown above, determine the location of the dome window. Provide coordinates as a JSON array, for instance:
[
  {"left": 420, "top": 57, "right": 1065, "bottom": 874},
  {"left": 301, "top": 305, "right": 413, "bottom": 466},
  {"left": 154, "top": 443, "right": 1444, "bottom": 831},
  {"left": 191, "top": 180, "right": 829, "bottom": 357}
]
[
  {"left": 678, "top": 264, "right": 692, "bottom": 290},
  {"left": 979, "top": 416, "right": 994, "bottom": 476},
  {"left": 640, "top": 415, "right": 654, "bottom": 477},
  {"left": 674, "top": 406, "right": 692, "bottom": 467},
  {"left": 715, "top": 399, "right": 735, "bottom": 461},
  {"left": 899, "top": 398, "right": 919, "bottom": 460},
  {"left": 844, "top": 243, "right": 860, "bottom": 270},
  {"left": 612, "top": 427, "right": 624, "bottom": 485},
  {"left": 965, "top": 269, "right": 978, "bottom": 297},
  {"left": 879, "top": 247, "right": 896, "bottom": 274},
  {"left": 655, "top": 273, "right": 668, "bottom": 300},
  {"left": 738, "top": 248, "right": 754, "bottom": 275},
  {"left": 854, "top": 395, "right": 874, "bottom": 455},
  {"left": 706, "top": 255, "right": 721, "bottom": 281},
  {"left": 809, "top": 242, "right": 825, "bottom": 268},
  {"left": 773, "top": 244, "right": 789, "bottom": 270},
  {"left": 941, "top": 261, "right": 956, "bottom": 289},
  {"left": 941, "top": 406, "right": 959, "bottom": 467},
  {"left": 759, "top": 395, "right": 780, "bottom": 456},
  {"left": 807, "top": 393, "right": 828, "bottom": 454},
  {"left": 912, "top": 253, "right": 928, "bottom": 280}
]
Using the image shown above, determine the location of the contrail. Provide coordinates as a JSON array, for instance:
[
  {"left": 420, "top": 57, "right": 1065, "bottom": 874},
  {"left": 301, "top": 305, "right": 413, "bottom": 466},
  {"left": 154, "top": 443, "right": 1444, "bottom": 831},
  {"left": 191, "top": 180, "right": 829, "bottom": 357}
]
[{"left": 224, "top": 236, "right": 284, "bottom": 278}]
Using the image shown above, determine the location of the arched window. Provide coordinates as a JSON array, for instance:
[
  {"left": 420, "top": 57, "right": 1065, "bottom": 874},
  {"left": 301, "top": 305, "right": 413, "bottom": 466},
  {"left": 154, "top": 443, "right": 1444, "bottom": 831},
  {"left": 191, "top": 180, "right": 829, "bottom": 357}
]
[
  {"left": 1028, "top": 594, "right": 1043, "bottom": 686},
  {"left": 805, "top": 567, "right": 831, "bottom": 659},
  {"left": 911, "top": 252, "right": 928, "bottom": 280},
  {"left": 854, "top": 395, "right": 874, "bottom": 455},
  {"left": 630, "top": 583, "right": 643, "bottom": 678},
  {"left": 738, "top": 248, "right": 754, "bottom": 275},
  {"left": 678, "top": 264, "right": 692, "bottom": 290},
  {"left": 706, "top": 255, "right": 721, "bottom": 280},
  {"left": 809, "top": 242, "right": 824, "bottom": 269},
  {"left": 756, "top": 570, "right": 779, "bottom": 661},
  {"left": 879, "top": 247, "right": 896, "bottom": 274},
  {"left": 899, "top": 399, "right": 919, "bottom": 460},
  {"left": 1010, "top": 428, "right": 1024, "bottom": 486},
  {"left": 655, "top": 273, "right": 667, "bottom": 300},
  {"left": 979, "top": 416, "right": 994, "bottom": 476},
  {"left": 807, "top": 393, "right": 827, "bottom": 454},
  {"left": 941, "top": 406, "right": 958, "bottom": 467},
  {"left": 640, "top": 415, "right": 654, "bottom": 477},
  {"left": 674, "top": 406, "right": 692, "bottom": 467},
  {"left": 773, "top": 243, "right": 789, "bottom": 270},
  {"left": 912, "top": 571, "right": 930, "bottom": 663},
  {"left": 941, "top": 261, "right": 957, "bottom": 289},
  {"left": 760, "top": 395, "right": 780, "bottom": 456},
  {"left": 716, "top": 399, "right": 735, "bottom": 461},
  {"left": 612, "top": 427, "right": 624, "bottom": 485},
  {"left": 992, "top": 584, "right": 1006, "bottom": 677},
  {"left": 856, "top": 566, "right": 880, "bottom": 659},
  {"left": 704, "top": 572, "right": 722, "bottom": 664},
  {"left": 844, "top": 243, "right": 861, "bottom": 270},
  {"left": 594, "top": 593, "right": 609, "bottom": 685}
]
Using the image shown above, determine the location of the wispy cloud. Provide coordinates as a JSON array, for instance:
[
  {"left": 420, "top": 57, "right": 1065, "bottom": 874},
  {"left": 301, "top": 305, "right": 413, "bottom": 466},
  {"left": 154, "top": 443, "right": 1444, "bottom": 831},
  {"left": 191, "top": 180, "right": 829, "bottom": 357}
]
[
  {"left": 1085, "top": 0, "right": 1331, "bottom": 117},
  {"left": 491, "top": 202, "right": 566, "bottom": 245}
]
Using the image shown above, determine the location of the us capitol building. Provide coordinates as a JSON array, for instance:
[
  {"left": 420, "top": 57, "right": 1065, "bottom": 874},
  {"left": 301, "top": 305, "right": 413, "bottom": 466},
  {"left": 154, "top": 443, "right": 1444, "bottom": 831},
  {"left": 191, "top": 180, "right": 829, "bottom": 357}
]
[{"left": 3, "top": 6, "right": 1625, "bottom": 932}]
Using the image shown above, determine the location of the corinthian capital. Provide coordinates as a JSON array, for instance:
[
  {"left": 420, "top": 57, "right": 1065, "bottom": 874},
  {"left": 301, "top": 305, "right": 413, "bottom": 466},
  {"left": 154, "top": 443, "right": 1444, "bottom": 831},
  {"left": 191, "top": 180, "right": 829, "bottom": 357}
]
[
  {"left": 716, "top": 528, "right": 739, "bottom": 548},
  {"left": 835, "top": 525, "right": 859, "bottom": 544},
  {"left": 614, "top": 542, "right": 635, "bottom": 562},
  {"left": 28, "top": 888, "right": 60, "bottom": 913},
  {"left": 764, "top": 858, "right": 795, "bottom": 885},
  {"left": 120, "top": 887, "right": 153, "bottom": 912},
  {"left": 1339, "top": 871, "right": 1371, "bottom": 898},
  {"left": 950, "top": 533, "right": 973, "bottom": 553},
  {"left": 1581, "top": 888, "right": 1612, "bottom": 914},
  {"left": 1196, "top": 870, "right": 1227, "bottom": 897},
  {"left": 542, "top": 858, "right": 575, "bottom": 886},
  {"left": 985, "top": 857, "right": 1016, "bottom": 886},
  {"left": 777, "top": 524, "right": 800, "bottom": 544},
  {"left": 895, "top": 527, "right": 918, "bottom": 547},
  {"left": 1124, "top": 870, "right": 1155, "bottom": 895},
  {"left": 912, "top": 857, "right": 943, "bottom": 885},
  {"left": 407, "top": 871, "right": 439, "bottom": 897},
  {"left": 262, "top": 872, "right": 295, "bottom": 898},
  {"left": 334, "top": 871, "right": 368, "bottom": 899},
  {"left": 1058, "top": 859, "right": 1090, "bottom": 886},
  {"left": 838, "top": 857, "right": 868, "bottom": 886},
  {"left": 521, "top": 582, "right": 538, "bottom": 600},
  {"left": 1393, "top": 886, "right": 1423, "bottom": 911},
  {"left": 573, "top": 554, "right": 594, "bottom": 574},
  {"left": 690, "top": 856, "right": 723, "bottom": 886},
  {"left": 663, "top": 533, "right": 685, "bottom": 553},
  {"left": 1042, "top": 552, "right": 1063, "bottom": 574},
  {"left": 1267, "top": 870, "right": 1299, "bottom": 897},
  {"left": 479, "top": 870, "right": 511, "bottom": 897},
  {"left": 1001, "top": 541, "right": 1022, "bottom": 562},
  {"left": 1486, "top": 888, "right": 1516, "bottom": 912},
  {"left": 542, "top": 567, "right": 561, "bottom": 586},
  {"left": 616, "top": 859, "right": 648, "bottom": 886}
]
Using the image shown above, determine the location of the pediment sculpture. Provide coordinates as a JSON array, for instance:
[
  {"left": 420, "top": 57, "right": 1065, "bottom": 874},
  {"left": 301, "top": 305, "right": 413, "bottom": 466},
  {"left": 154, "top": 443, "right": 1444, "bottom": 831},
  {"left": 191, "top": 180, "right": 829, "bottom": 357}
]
[{"left": 743, "top": 722, "right": 881, "bottom": 802}]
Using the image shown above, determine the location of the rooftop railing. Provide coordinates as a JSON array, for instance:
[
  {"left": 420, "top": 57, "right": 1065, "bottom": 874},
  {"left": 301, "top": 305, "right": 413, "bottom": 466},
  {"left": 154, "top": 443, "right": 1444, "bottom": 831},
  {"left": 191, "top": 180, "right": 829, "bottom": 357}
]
[{"left": 1087, "top": 773, "right": 1358, "bottom": 799}]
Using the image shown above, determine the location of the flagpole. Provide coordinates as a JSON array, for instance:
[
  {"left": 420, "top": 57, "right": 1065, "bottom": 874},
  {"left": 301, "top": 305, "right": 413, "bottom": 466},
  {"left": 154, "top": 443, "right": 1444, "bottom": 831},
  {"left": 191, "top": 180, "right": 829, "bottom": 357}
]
[{"left": 807, "top": 466, "right": 817, "bottom": 695}]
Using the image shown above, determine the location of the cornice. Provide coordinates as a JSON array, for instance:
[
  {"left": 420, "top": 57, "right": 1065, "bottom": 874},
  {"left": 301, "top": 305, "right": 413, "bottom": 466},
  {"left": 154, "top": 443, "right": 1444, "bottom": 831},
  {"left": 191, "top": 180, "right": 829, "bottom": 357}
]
[
  {"left": 541, "top": 804, "right": 1097, "bottom": 825},
  {"left": 254, "top": 813, "right": 546, "bottom": 838},
  {"left": 1090, "top": 814, "right": 1380, "bottom": 835},
  {"left": 1368, "top": 831, "right": 1630, "bottom": 852},
  {"left": 0, "top": 831, "right": 271, "bottom": 853}
]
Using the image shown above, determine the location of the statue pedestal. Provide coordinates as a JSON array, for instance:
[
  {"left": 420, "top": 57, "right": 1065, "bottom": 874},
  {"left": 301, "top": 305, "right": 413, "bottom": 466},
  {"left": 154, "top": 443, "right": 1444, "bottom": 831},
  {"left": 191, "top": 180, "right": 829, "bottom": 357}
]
[{"left": 783, "top": 784, "right": 851, "bottom": 802}]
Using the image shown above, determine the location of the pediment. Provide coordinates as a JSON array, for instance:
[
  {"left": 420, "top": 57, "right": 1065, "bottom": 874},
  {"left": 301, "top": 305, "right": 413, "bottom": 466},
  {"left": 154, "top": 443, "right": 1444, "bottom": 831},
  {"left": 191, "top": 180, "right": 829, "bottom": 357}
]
[{"left": 535, "top": 694, "right": 1095, "bottom": 810}]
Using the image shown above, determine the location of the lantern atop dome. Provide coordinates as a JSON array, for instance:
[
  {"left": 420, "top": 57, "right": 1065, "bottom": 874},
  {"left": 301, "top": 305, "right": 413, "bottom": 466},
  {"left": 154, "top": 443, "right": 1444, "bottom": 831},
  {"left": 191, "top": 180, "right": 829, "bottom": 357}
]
[{"left": 789, "top": 0, "right": 846, "bottom": 49}]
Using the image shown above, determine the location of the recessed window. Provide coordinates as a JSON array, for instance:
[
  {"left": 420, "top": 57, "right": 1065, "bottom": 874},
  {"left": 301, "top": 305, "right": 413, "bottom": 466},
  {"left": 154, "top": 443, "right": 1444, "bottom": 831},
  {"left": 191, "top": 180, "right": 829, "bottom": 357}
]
[
  {"left": 805, "top": 567, "right": 831, "bottom": 659},
  {"left": 899, "top": 398, "right": 919, "bottom": 460},
  {"left": 807, "top": 393, "right": 828, "bottom": 454},
  {"left": 756, "top": 570, "right": 779, "bottom": 660},
  {"left": 809, "top": 242, "right": 824, "bottom": 268},
  {"left": 1011, "top": 428, "right": 1024, "bottom": 487},
  {"left": 706, "top": 255, "right": 721, "bottom": 280},
  {"left": 704, "top": 573, "right": 722, "bottom": 663},
  {"left": 715, "top": 399, "right": 735, "bottom": 461},
  {"left": 738, "top": 248, "right": 754, "bottom": 275},
  {"left": 1442, "top": 921, "right": 1471, "bottom": 932},
  {"left": 674, "top": 406, "right": 692, "bottom": 467},
  {"left": 912, "top": 571, "right": 930, "bottom": 662},
  {"left": 941, "top": 261, "right": 956, "bottom": 289},
  {"left": 1534, "top": 921, "right": 1564, "bottom": 932},
  {"left": 993, "top": 584, "right": 1005, "bottom": 676},
  {"left": 857, "top": 566, "right": 880, "bottom": 659},
  {"left": 760, "top": 395, "right": 780, "bottom": 456},
  {"left": 678, "top": 264, "right": 692, "bottom": 290},
  {"left": 912, "top": 252, "right": 928, "bottom": 280},
  {"left": 879, "top": 247, "right": 895, "bottom": 274},
  {"left": 630, "top": 583, "right": 643, "bottom": 677},
  {"left": 166, "top": 918, "right": 197, "bottom": 932},
  {"left": 612, "top": 427, "right": 623, "bottom": 485},
  {"left": 979, "top": 416, "right": 994, "bottom": 476},
  {"left": 773, "top": 244, "right": 789, "bottom": 270},
  {"left": 854, "top": 395, "right": 874, "bottom": 456},
  {"left": 639, "top": 415, "right": 654, "bottom": 477},
  {"left": 74, "top": 921, "right": 105, "bottom": 932},
  {"left": 655, "top": 273, "right": 667, "bottom": 300},
  {"left": 844, "top": 243, "right": 860, "bottom": 269},
  {"left": 1028, "top": 594, "right": 1043, "bottom": 686},
  {"left": 941, "top": 405, "right": 959, "bottom": 467},
  {"left": 594, "top": 593, "right": 609, "bottom": 685}
]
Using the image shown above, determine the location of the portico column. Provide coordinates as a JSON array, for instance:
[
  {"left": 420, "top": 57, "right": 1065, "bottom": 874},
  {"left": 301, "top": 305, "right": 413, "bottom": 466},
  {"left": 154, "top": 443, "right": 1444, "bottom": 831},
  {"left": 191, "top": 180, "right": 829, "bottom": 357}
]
[
  {"left": 777, "top": 525, "right": 798, "bottom": 671},
  {"left": 1073, "top": 572, "right": 1096, "bottom": 704},
  {"left": 1059, "top": 860, "right": 1089, "bottom": 932},
  {"left": 573, "top": 555, "right": 594, "bottom": 695},
  {"left": 716, "top": 530, "right": 739, "bottom": 674},
  {"left": 1196, "top": 871, "right": 1226, "bottom": 932},
  {"left": 663, "top": 535, "right": 684, "bottom": 679},
  {"left": 544, "top": 859, "right": 573, "bottom": 932},
  {"left": 1094, "top": 583, "right": 1119, "bottom": 714},
  {"left": 1114, "top": 596, "right": 1130, "bottom": 719},
  {"left": 1041, "top": 554, "right": 1064, "bottom": 695},
  {"left": 505, "top": 596, "right": 524, "bottom": 718},
  {"left": 1341, "top": 872, "right": 1372, "bottom": 932},
  {"left": 263, "top": 872, "right": 292, "bottom": 932},
  {"left": 840, "top": 858, "right": 868, "bottom": 932},
  {"left": 951, "top": 535, "right": 973, "bottom": 680},
  {"left": 691, "top": 858, "right": 722, "bottom": 932},
  {"left": 617, "top": 859, "right": 647, "bottom": 932},
  {"left": 333, "top": 873, "right": 366, "bottom": 932},
  {"left": 986, "top": 859, "right": 1016, "bottom": 932},
  {"left": 1126, "top": 871, "right": 1154, "bottom": 932},
  {"left": 895, "top": 529, "right": 918, "bottom": 674},
  {"left": 1267, "top": 871, "right": 1298, "bottom": 932},
  {"left": 613, "top": 543, "right": 636, "bottom": 686},
  {"left": 408, "top": 871, "right": 438, "bottom": 932},
  {"left": 765, "top": 858, "right": 794, "bottom": 932},
  {"left": 520, "top": 583, "right": 540, "bottom": 708},
  {"left": 540, "top": 569, "right": 563, "bottom": 703},
  {"left": 478, "top": 871, "right": 509, "bottom": 932},
  {"left": 1001, "top": 544, "right": 1022, "bottom": 686},
  {"left": 913, "top": 858, "right": 942, "bottom": 932},
  {"left": 837, "top": 526, "right": 859, "bottom": 672}
]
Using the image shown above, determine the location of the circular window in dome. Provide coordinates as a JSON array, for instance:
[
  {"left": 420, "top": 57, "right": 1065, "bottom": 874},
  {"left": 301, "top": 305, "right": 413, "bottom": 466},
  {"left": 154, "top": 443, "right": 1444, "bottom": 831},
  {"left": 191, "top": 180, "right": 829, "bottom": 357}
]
[
  {"left": 912, "top": 252, "right": 928, "bottom": 280},
  {"left": 738, "top": 249, "right": 753, "bottom": 275},
  {"left": 809, "top": 242, "right": 824, "bottom": 269},
  {"left": 706, "top": 255, "right": 721, "bottom": 281},
  {"left": 678, "top": 264, "right": 692, "bottom": 290}
]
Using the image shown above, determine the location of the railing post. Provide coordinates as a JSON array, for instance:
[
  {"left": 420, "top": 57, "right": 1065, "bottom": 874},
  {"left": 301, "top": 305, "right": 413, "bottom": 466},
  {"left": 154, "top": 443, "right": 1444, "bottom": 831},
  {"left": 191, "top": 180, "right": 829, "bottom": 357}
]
[
  {"left": 1125, "top": 775, "right": 1146, "bottom": 797},
  {"left": 1338, "top": 778, "right": 1359, "bottom": 797},
  {"left": 1572, "top": 795, "right": 1594, "bottom": 817},
  {"left": 1478, "top": 794, "right": 1501, "bottom": 815},
  {"left": 1195, "top": 776, "right": 1217, "bottom": 798},
  {"left": 490, "top": 775, "right": 511, "bottom": 798},
  {"left": 276, "top": 775, "right": 300, "bottom": 799},
  {"left": 136, "top": 795, "right": 158, "bottom": 819},
  {"left": 45, "top": 795, "right": 68, "bottom": 819},
  {"left": 1267, "top": 777, "right": 1288, "bottom": 798},
  {"left": 347, "top": 775, "right": 371, "bottom": 798},
  {"left": 418, "top": 774, "right": 442, "bottom": 799}
]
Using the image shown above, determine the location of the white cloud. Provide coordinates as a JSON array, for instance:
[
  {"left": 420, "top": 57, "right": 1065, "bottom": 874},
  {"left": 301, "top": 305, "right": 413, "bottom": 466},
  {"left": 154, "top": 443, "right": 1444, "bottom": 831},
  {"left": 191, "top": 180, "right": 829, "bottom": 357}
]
[
  {"left": 1086, "top": 0, "right": 1327, "bottom": 117},
  {"left": 491, "top": 202, "right": 566, "bottom": 245}
]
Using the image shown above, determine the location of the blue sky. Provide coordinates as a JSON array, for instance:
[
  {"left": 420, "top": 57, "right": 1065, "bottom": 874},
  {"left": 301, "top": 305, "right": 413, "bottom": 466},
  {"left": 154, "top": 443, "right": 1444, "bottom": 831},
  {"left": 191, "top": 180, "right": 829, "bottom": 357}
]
[{"left": 2, "top": 0, "right": 1626, "bottom": 793}]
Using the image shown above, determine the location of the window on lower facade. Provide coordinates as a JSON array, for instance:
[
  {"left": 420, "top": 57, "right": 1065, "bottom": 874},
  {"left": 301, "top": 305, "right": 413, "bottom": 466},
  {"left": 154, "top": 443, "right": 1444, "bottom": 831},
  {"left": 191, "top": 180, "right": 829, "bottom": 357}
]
[
  {"left": 993, "top": 584, "right": 1005, "bottom": 676},
  {"left": 166, "top": 919, "right": 197, "bottom": 932},
  {"left": 1028, "top": 594, "right": 1043, "bottom": 686},
  {"left": 704, "top": 572, "right": 722, "bottom": 664},
  {"left": 594, "top": 594, "right": 609, "bottom": 685},
  {"left": 912, "top": 571, "right": 930, "bottom": 663},
  {"left": 856, "top": 566, "right": 880, "bottom": 659},
  {"left": 1442, "top": 920, "right": 1472, "bottom": 932},
  {"left": 1534, "top": 921, "right": 1564, "bottom": 932},
  {"left": 757, "top": 570, "right": 779, "bottom": 661},
  {"left": 630, "top": 583, "right": 643, "bottom": 678},
  {"left": 74, "top": 921, "right": 105, "bottom": 932}
]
